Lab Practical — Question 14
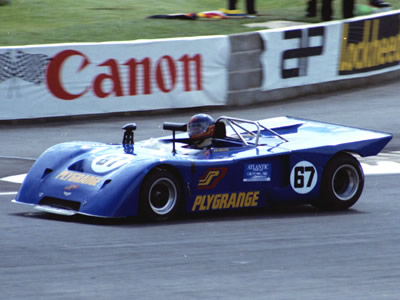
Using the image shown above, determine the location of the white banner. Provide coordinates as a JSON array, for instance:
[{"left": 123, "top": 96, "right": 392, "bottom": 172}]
[
  {"left": 260, "top": 10, "right": 400, "bottom": 91},
  {"left": 260, "top": 22, "right": 342, "bottom": 90},
  {"left": 0, "top": 36, "right": 230, "bottom": 120}
]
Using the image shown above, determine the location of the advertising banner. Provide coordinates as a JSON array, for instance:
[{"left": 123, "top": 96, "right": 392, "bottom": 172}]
[
  {"left": 260, "top": 10, "right": 400, "bottom": 91},
  {"left": 339, "top": 11, "right": 400, "bottom": 76},
  {"left": 0, "top": 36, "right": 230, "bottom": 120},
  {"left": 260, "top": 22, "right": 342, "bottom": 90}
]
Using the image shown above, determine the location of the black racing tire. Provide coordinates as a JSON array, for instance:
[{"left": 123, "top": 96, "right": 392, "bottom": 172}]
[
  {"left": 315, "top": 153, "right": 364, "bottom": 210},
  {"left": 140, "top": 169, "right": 181, "bottom": 221}
]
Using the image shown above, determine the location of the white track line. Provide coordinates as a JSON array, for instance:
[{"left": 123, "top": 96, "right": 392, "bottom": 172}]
[
  {"left": 1, "top": 174, "right": 27, "bottom": 184},
  {"left": 361, "top": 162, "right": 400, "bottom": 175},
  {"left": 0, "top": 192, "right": 18, "bottom": 196}
]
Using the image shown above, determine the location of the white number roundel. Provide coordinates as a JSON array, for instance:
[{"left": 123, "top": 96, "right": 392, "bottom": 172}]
[
  {"left": 290, "top": 161, "right": 318, "bottom": 194},
  {"left": 91, "top": 154, "right": 134, "bottom": 173}
]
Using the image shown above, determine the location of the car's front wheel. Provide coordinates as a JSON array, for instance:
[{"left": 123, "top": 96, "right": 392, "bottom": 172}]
[
  {"left": 140, "top": 169, "right": 181, "bottom": 221},
  {"left": 315, "top": 153, "right": 364, "bottom": 210}
]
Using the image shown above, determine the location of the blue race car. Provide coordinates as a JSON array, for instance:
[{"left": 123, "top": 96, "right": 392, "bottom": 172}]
[{"left": 13, "top": 114, "right": 392, "bottom": 221}]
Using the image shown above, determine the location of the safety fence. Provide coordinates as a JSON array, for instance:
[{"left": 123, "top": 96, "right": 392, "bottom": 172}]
[{"left": 1, "top": 10, "right": 400, "bottom": 120}]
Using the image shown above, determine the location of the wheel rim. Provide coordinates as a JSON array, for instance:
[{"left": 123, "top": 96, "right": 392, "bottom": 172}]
[
  {"left": 332, "top": 164, "right": 360, "bottom": 201},
  {"left": 148, "top": 177, "right": 177, "bottom": 215}
]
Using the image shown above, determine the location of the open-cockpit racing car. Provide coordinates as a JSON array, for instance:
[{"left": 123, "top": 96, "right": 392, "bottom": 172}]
[{"left": 13, "top": 115, "right": 392, "bottom": 221}]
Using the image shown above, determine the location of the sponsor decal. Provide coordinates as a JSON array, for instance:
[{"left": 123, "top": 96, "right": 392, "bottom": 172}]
[
  {"left": 191, "top": 191, "right": 260, "bottom": 212},
  {"left": 64, "top": 184, "right": 79, "bottom": 191},
  {"left": 244, "top": 163, "right": 271, "bottom": 182},
  {"left": 197, "top": 167, "right": 227, "bottom": 189},
  {"left": 46, "top": 50, "right": 203, "bottom": 100},
  {"left": 91, "top": 154, "right": 134, "bottom": 173},
  {"left": 213, "top": 147, "right": 229, "bottom": 153},
  {"left": 290, "top": 161, "right": 317, "bottom": 194},
  {"left": 64, "top": 184, "right": 79, "bottom": 196},
  {"left": 339, "top": 14, "right": 400, "bottom": 75},
  {"left": 55, "top": 170, "right": 103, "bottom": 186}
]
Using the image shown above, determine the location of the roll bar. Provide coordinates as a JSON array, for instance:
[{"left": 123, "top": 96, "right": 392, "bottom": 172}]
[{"left": 216, "top": 116, "right": 288, "bottom": 146}]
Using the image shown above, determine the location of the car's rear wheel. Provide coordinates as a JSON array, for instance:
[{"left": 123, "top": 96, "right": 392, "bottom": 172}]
[
  {"left": 315, "top": 153, "right": 364, "bottom": 210},
  {"left": 140, "top": 169, "right": 181, "bottom": 221}
]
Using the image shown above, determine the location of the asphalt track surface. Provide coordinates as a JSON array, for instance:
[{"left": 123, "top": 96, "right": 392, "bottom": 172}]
[{"left": 1, "top": 80, "right": 400, "bottom": 299}]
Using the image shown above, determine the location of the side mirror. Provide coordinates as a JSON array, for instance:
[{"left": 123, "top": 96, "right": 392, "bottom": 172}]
[{"left": 122, "top": 123, "right": 137, "bottom": 154}]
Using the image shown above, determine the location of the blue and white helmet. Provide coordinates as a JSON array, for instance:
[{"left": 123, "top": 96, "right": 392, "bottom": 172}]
[{"left": 188, "top": 114, "right": 215, "bottom": 141}]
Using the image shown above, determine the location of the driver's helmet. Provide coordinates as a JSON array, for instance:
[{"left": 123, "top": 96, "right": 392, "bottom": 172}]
[{"left": 188, "top": 114, "right": 215, "bottom": 141}]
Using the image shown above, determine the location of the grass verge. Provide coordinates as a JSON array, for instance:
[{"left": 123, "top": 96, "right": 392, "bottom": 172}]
[{"left": 0, "top": 0, "right": 399, "bottom": 46}]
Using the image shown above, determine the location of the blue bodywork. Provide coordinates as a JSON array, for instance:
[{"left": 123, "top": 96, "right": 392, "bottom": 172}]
[{"left": 14, "top": 116, "right": 392, "bottom": 218}]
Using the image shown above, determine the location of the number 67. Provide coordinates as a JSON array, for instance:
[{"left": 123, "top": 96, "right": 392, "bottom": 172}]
[{"left": 294, "top": 166, "right": 315, "bottom": 188}]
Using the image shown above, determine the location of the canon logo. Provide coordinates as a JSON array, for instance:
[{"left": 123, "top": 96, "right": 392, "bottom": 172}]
[{"left": 46, "top": 50, "right": 203, "bottom": 100}]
